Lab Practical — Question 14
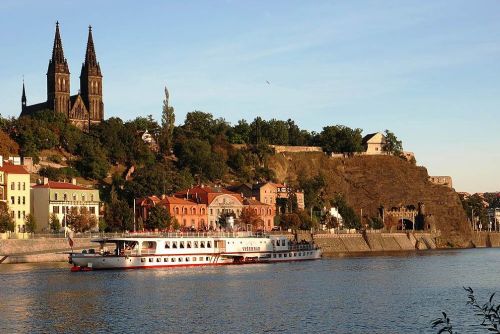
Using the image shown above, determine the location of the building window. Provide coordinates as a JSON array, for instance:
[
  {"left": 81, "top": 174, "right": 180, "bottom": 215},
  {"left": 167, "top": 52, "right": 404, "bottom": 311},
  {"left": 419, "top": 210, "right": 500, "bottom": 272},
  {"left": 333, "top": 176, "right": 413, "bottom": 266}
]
[
  {"left": 22, "top": 196, "right": 25, "bottom": 205},
  {"left": 63, "top": 193, "right": 67, "bottom": 201},
  {"left": 22, "top": 183, "right": 26, "bottom": 191},
  {"left": 72, "top": 194, "right": 77, "bottom": 201},
  {"left": 23, "top": 211, "right": 25, "bottom": 219},
  {"left": 18, "top": 211, "right": 21, "bottom": 219},
  {"left": 17, "top": 197, "right": 20, "bottom": 204},
  {"left": 11, "top": 182, "right": 14, "bottom": 190},
  {"left": 53, "top": 206, "right": 60, "bottom": 214},
  {"left": 82, "top": 194, "right": 86, "bottom": 202},
  {"left": 54, "top": 193, "right": 58, "bottom": 201},
  {"left": 10, "top": 196, "right": 14, "bottom": 205},
  {"left": 90, "top": 194, "right": 94, "bottom": 201},
  {"left": 90, "top": 207, "right": 95, "bottom": 214},
  {"left": 18, "top": 182, "right": 21, "bottom": 190}
]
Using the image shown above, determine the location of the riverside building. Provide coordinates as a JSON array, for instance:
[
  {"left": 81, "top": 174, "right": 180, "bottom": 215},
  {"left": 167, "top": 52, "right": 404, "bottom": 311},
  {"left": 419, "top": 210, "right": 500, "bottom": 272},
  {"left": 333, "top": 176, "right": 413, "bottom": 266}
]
[
  {"left": 31, "top": 179, "right": 100, "bottom": 232},
  {"left": 0, "top": 157, "right": 30, "bottom": 235}
]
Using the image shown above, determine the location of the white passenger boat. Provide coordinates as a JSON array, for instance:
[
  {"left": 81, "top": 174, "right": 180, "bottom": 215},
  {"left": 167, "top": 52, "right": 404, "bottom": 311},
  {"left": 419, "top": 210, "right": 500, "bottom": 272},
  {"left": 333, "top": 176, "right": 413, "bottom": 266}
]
[{"left": 69, "top": 232, "right": 321, "bottom": 271}]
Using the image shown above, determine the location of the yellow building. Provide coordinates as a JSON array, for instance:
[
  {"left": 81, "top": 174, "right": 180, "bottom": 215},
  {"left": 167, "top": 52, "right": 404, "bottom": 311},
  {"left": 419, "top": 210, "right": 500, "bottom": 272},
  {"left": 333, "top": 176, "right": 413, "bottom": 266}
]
[{"left": 0, "top": 160, "right": 30, "bottom": 234}]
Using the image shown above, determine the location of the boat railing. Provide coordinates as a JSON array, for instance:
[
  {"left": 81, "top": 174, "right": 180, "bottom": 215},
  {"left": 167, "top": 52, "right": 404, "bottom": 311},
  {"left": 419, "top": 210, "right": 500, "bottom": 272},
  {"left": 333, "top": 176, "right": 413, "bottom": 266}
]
[
  {"left": 288, "top": 244, "right": 317, "bottom": 251},
  {"left": 91, "top": 231, "right": 269, "bottom": 239}
]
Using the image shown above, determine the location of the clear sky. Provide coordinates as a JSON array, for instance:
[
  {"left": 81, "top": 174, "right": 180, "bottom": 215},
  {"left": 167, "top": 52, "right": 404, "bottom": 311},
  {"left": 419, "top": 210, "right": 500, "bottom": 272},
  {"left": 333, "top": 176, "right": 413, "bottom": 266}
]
[{"left": 0, "top": 0, "right": 499, "bottom": 193}]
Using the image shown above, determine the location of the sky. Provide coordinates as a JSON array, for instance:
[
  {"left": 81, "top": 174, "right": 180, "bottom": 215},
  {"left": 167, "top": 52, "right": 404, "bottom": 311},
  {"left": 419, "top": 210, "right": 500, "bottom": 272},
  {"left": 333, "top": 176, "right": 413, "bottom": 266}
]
[{"left": 0, "top": 0, "right": 499, "bottom": 193}]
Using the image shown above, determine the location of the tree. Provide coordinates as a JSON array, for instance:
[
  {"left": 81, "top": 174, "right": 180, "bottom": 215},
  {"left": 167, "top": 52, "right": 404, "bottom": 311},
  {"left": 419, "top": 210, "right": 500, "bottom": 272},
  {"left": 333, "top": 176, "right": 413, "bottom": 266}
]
[
  {"left": 76, "top": 137, "right": 110, "bottom": 180},
  {"left": 67, "top": 207, "right": 95, "bottom": 233},
  {"left": 0, "top": 129, "right": 19, "bottom": 158},
  {"left": 49, "top": 213, "right": 61, "bottom": 232},
  {"left": 299, "top": 173, "right": 327, "bottom": 210},
  {"left": 320, "top": 125, "right": 363, "bottom": 154},
  {"left": 331, "top": 195, "right": 361, "bottom": 230},
  {"left": 25, "top": 214, "right": 37, "bottom": 234},
  {"left": 383, "top": 129, "right": 403, "bottom": 156},
  {"left": 160, "top": 87, "right": 175, "bottom": 155},
  {"left": 0, "top": 203, "right": 14, "bottom": 233},
  {"left": 145, "top": 206, "right": 171, "bottom": 231},
  {"left": 369, "top": 217, "right": 384, "bottom": 230},
  {"left": 105, "top": 189, "right": 134, "bottom": 232},
  {"left": 174, "top": 138, "right": 227, "bottom": 181},
  {"left": 239, "top": 207, "right": 263, "bottom": 230},
  {"left": 279, "top": 213, "right": 302, "bottom": 231}
]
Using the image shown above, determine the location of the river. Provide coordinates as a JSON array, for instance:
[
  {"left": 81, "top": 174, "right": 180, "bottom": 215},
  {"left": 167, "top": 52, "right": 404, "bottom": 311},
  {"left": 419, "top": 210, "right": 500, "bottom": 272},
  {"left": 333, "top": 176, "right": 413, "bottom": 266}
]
[{"left": 1, "top": 248, "right": 499, "bottom": 333}]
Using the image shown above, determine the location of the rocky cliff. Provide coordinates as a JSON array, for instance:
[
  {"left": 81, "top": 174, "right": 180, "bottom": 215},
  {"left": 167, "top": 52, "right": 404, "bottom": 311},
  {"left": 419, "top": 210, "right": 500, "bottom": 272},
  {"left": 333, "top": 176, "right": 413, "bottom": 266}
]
[{"left": 268, "top": 153, "right": 471, "bottom": 247}]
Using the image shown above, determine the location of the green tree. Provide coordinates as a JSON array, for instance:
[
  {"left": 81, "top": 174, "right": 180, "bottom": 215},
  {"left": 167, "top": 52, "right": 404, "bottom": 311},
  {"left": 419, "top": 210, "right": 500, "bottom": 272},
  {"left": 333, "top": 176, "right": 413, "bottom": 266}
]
[
  {"left": 105, "top": 189, "right": 134, "bottom": 232},
  {"left": 76, "top": 137, "right": 110, "bottom": 180},
  {"left": 160, "top": 87, "right": 175, "bottom": 155},
  {"left": 0, "top": 203, "right": 15, "bottom": 233},
  {"left": 299, "top": 173, "right": 327, "bottom": 210},
  {"left": 49, "top": 213, "right": 61, "bottom": 232},
  {"left": 228, "top": 119, "right": 251, "bottom": 144},
  {"left": 331, "top": 195, "right": 361, "bottom": 230},
  {"left": 383, "top": 129, "right": 403, "bottom": 156},
  {"left": 279, "top": 213, "right": 302, "bottom": 231},
  {"left": 25, "top": 214, "right": 37, "bottom": 234},
  {"left": 145, "top": 206, "right": 171, "bottom": 230},
  {"left": 320, "top": 125, "right": 363, "bottom": 154},
  {"left": 174, "top": 139, "right": 227, "bottom": 181}
]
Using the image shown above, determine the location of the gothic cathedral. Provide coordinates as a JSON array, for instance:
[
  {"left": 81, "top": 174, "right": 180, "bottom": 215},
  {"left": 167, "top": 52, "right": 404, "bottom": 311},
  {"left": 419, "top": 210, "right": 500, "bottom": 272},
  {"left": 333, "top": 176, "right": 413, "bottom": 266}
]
[{"left": 20, "top": 22, "right": 104, "bottom": 128}]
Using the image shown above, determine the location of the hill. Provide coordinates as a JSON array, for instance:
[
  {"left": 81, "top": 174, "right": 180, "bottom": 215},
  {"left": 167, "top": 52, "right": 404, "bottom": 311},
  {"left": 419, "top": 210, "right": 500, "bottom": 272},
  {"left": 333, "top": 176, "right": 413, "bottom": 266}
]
[{"left": 269, "top": 152, "right": 471, "bottom": 247}]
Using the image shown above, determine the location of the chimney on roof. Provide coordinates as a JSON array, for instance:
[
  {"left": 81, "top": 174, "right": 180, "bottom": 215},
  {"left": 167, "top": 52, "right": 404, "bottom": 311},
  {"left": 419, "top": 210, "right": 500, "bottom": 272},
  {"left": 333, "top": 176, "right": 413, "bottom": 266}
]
[
  {"left": 71, "top": 178, "right": 77, "bottom": 185},
  {"left": 43, "top": 177, "right": 49, "bottom": 185}
]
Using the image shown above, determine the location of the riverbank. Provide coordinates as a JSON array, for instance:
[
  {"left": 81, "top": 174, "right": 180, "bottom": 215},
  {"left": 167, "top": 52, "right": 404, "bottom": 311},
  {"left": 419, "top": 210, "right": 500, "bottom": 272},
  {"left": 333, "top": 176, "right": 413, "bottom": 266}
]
[{"left": 1, "top": 231, "right": 498, "bottom": 264}]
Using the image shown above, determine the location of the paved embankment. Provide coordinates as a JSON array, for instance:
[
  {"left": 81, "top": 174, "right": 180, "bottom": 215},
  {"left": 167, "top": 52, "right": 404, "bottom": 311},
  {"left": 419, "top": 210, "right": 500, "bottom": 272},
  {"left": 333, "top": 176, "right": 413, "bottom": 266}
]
[
  {"left": 471, "top": 232, "right": 500, "bottom": 248},
  {"left": 0, "top": 238, "right": 93, "bottom": 264},
  {"left": 314, "top": 232, "right": 437, "bottom": 255}
]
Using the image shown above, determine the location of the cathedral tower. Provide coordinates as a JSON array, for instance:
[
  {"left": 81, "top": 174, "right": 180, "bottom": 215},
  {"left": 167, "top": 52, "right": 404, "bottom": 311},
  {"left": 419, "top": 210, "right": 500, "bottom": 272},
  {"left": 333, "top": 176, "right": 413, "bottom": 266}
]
[
  {"left": 80, "top": 25, "right": 103, "bottom": 123},
  {"left": 46, "top": 21, "right": 70, "bottom": 115}
]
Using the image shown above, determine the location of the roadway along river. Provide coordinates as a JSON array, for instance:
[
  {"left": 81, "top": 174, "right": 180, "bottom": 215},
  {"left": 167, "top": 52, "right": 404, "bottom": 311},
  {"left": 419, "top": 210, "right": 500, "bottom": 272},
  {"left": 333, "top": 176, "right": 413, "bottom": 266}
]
[{"left": 1, "top": 248, "right": 499, "bottom": 333}]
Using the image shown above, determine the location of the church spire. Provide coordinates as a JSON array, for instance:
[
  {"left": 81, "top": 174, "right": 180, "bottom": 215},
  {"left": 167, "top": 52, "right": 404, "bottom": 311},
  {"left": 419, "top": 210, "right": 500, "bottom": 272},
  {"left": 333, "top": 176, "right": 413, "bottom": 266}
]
[
  {"left": 22, "top": 79, "right": 27, "bottom": 107},
  {"left": 84, "top": 25, "right": 99, "bottom": 69},
  {"left": 51, "top": 21, "right": 66, "bottom": 64}
]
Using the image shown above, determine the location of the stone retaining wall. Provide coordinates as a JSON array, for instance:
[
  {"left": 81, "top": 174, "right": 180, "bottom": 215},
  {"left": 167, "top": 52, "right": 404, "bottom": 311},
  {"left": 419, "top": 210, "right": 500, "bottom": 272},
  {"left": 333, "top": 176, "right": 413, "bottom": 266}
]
[{"left": 0, "top": 238, "right": 93, "bottom": 256}]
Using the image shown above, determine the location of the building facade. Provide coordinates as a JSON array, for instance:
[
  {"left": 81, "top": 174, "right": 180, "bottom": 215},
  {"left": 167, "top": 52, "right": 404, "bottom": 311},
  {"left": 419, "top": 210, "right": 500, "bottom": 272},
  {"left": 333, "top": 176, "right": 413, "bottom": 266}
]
[
  {"left": 31, "top": 179, "right": 100, "bottom": 232},
  {"left": 243, "top": 198, "right": 275, "bottom": 231},
  {"left": 20, "top": 22, "right": 104, "bottom": 129},
  {"left": 0, "top": 160, "right": 30, "bottom": 234},
  {"left": 136, "top": 195, "right": 208, "bottom": 230},
  {"left": 253, "top": 182, "right": 305, "bottom": 210},
  {"left": 362, "top": 132, "right": 386, "bottom": 155}
]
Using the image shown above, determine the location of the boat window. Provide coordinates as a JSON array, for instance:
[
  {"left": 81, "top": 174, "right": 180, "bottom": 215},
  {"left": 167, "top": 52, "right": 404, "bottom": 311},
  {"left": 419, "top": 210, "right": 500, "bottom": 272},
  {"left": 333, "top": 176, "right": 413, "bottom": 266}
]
[
  {"left": 171, "top": 258, "right": 175, "bottom": 262},
  {"left": 172, "top": 242, "right": 177, "bottom": 248},
  {"left": 164, "top": 258, "right": 168, "bottom": 262},
  {"left": 178, "top": 257, "right": 183, "bottom": 262},
  {"left": 207, "top": 241, "right": 211, "bottom": 248},
  {"left": 206, "top": 257, "right": 209, "bottom": 261},
  {"left": 180, "top": 241, "right": 185, "bottom": 249},
  {"left": 149, "top": 258, "right": 153, "bottom": 262},
  {"left": 187, "top": 241, "right": 192, "bottom": 248},
  {"left": 156, "top": 258, "right": 161, "bottom": 262},
  {"left": 200, "top": 241, "right": 205, "bottom": 248},
  {"left": 194, "top": 241, "right": 198, "bottom": 248},
  {"left": 294, "top": 253, "right": 297, "bottom": 257},
  {"left": 192, "top": 257, "right": 196, "bottom": 261},
  {"left": 271, "top": 240, "right": 275, "bottom": 246},
  {"left": 186, "top": 257, "right": 189, "bottom": 262},
  {"left": 284, "top": 254, "right": 287, "bottom": 258},
  {"left": 282, "top": 239, "right": 287, "bottom": 246},
  {"left": 273, "top": 254, "right": 276, "bottom": 258},
  {"left": 276, "top": 240, "right": 280, "bottom": 246},
  {"left": 165, "top": 241, "right": 170, "bottom": 249},
  {"left": 279, "top": 254, "right": 282, "bottom": 258},
  {"left": 199, "top": 257, "right": 203, "bottom": 261},
  {"left": 141, "top": 258, "right": 145, "bottom": 262}
]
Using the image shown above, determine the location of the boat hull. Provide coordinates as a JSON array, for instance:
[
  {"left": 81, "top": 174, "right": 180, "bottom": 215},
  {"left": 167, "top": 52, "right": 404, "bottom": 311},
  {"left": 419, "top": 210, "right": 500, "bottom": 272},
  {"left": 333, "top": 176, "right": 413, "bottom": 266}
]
[{"left": 70, "top": 249, "right": 321, "bottom": 270}]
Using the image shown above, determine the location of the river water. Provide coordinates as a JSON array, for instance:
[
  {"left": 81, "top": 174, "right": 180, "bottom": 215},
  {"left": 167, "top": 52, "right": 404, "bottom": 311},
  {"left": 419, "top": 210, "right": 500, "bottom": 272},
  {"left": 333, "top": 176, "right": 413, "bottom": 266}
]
[{"left": 1, "top": 248, "right": 499, "bottom": 333}]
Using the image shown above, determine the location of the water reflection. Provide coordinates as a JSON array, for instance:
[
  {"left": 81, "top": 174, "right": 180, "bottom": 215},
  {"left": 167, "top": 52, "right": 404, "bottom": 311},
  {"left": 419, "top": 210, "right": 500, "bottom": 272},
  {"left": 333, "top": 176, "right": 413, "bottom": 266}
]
[{"left": 1, "top": 249, "right": 500, "bottom": 333}]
